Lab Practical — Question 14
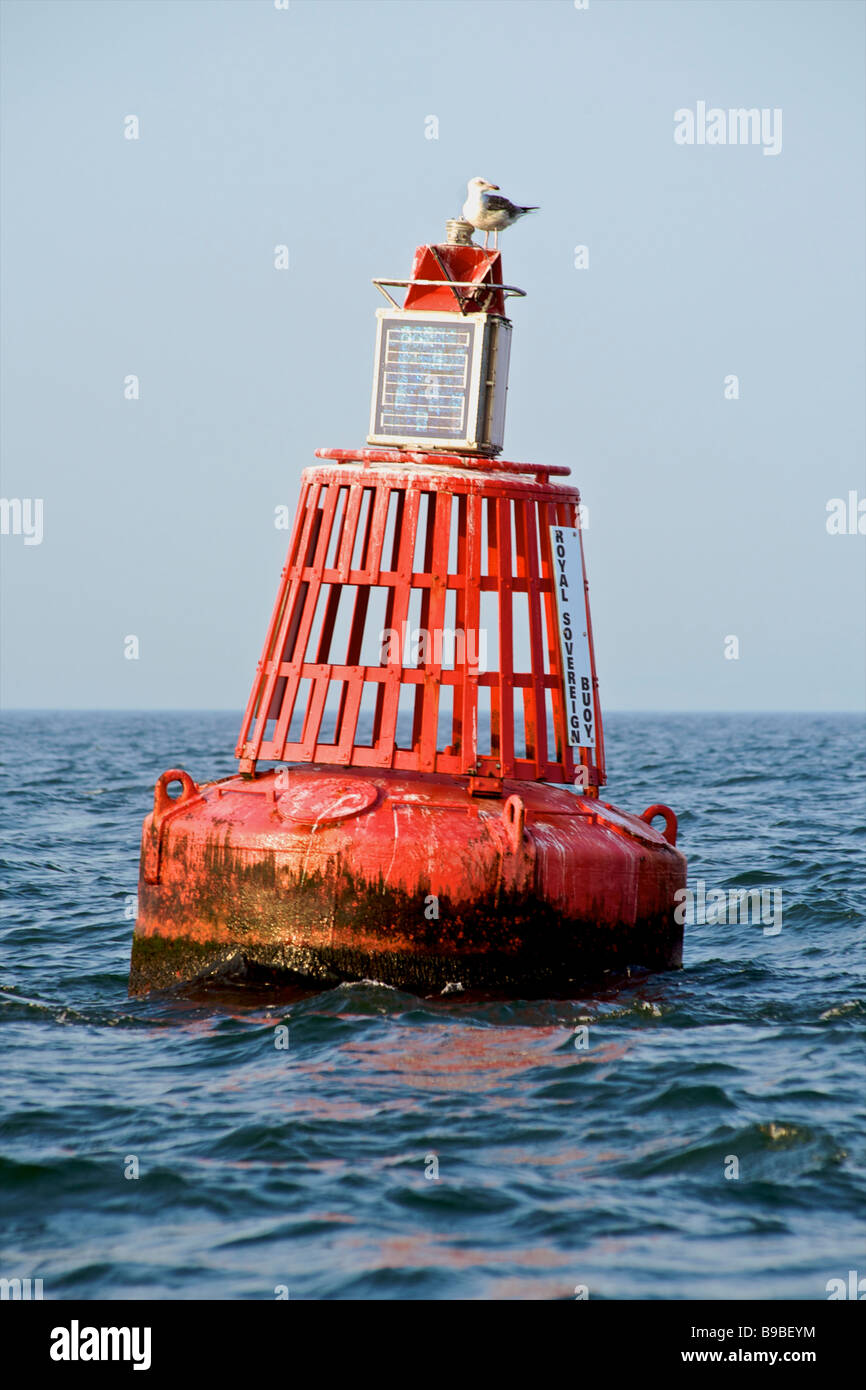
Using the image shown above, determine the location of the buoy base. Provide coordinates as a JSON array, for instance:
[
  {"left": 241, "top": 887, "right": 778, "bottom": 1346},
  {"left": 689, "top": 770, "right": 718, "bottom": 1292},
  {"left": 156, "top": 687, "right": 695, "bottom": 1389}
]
[
  {"left": 130, "top": 765, "right": 686, "bottom": 998},
  {"left": 129, "top": 907, "right": 682, "bottom": 998}
]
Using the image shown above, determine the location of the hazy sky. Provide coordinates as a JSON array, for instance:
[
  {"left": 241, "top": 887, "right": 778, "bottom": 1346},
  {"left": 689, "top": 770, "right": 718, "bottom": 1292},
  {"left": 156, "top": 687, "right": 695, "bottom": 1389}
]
[{"left": 2, "top": 0, "right": 864, "bottom": 711}]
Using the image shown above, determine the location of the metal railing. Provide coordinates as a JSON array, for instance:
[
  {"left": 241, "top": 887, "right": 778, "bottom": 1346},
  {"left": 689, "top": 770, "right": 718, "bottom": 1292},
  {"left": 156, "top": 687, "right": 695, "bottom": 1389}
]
[{"left": 372, "top": 276, "right": 526, "bottom": 312}]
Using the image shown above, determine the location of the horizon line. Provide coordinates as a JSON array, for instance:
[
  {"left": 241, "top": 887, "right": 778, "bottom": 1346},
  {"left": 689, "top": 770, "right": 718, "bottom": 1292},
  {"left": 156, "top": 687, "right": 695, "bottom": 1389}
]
[{"left": 1, "top": 707, "right": 864, "bottom": 717}]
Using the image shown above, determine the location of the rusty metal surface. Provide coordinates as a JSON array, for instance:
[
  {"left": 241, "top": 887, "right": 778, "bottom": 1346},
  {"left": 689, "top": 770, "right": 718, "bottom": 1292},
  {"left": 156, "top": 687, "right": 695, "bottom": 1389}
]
[
  {"left": 131, "top": 764, "right": 685, "bottom": 996},
  {"left": 315, "top": 447, "right": 571, "bottom": 479}
]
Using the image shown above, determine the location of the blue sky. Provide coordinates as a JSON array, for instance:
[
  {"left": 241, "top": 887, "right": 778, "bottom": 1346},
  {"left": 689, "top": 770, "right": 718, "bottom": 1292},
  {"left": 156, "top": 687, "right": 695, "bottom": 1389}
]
[{"left": 1, "top": 0, "right": 863, "bottom": 710}]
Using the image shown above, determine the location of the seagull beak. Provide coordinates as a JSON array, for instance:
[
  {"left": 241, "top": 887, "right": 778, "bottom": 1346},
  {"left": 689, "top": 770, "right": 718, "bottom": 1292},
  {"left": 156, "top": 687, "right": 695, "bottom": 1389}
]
[{"left": 487, "top": 183, "right": 500, "bottom": 190}]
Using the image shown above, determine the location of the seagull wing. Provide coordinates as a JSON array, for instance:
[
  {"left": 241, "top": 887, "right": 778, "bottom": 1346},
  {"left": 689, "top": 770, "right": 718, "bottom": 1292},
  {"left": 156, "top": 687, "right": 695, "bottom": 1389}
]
[{"left": 481, "top": 193, "right": 525, "bottom": 216}]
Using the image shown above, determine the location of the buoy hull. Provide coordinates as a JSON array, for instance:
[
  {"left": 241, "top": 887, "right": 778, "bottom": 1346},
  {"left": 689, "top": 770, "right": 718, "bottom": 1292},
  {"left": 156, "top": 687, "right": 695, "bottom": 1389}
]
[{"left": 130, "top": 766, "right": 685, "bottom": 997}]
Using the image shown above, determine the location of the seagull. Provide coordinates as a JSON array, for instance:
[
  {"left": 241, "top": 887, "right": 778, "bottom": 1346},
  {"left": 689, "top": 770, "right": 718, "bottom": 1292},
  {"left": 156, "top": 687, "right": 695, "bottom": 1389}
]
[{"left": 461, "top": 177, "right": 538, "bottom": 249}]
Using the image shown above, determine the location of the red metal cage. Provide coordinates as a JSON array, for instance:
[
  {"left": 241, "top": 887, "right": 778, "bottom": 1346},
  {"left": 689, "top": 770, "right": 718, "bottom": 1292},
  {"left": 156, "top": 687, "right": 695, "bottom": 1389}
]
[{"left": 236, "top": 450, "right": 604, "bottom": 793}]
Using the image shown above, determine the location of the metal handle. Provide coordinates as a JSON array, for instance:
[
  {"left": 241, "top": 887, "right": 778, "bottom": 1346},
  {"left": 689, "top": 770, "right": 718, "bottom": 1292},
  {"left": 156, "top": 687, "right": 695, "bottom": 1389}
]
[
  {"left": 640, "top": 803, "right": 678, "bottom": 846},
  {"left": 502, "top": 795, "right": 526, "bottom": 854},
  {"left": 153, "top": 769, "right": 200, "bottom": 828}
]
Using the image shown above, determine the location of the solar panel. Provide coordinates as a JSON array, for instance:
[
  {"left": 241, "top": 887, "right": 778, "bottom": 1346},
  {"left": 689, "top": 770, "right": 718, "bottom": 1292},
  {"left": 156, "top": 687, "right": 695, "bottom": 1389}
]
[
  {"left": 368, "top": 310, "right": 511, "bottom": 453},
  {"left": 376, "top": 320, "right": 473, "bottom": 439}
]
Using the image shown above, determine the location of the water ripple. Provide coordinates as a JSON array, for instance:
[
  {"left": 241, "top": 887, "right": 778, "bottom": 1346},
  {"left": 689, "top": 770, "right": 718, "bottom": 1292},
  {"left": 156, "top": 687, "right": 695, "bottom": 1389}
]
[{"left": 0, "top": 710, "right": 863, "bottom": 1299}]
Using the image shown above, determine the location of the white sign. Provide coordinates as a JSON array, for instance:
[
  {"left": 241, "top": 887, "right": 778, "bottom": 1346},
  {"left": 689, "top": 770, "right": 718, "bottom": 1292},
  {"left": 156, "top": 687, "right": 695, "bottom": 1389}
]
[{"left": 550, "top": 525, "right": 595, "bottom": 750}]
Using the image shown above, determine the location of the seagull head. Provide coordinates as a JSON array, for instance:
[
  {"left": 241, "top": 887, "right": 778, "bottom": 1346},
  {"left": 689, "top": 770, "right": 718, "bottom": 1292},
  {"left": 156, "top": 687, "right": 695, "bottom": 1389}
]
[{"left": 467, "top": 177, "right": 499, "bottom": 193}]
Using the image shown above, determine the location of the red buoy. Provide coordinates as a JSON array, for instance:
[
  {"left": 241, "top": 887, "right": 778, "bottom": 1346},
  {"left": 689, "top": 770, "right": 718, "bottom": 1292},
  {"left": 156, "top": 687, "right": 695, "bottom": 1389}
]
[{"left": 130, "top": 225, "right": 685, "bottom": 996}]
